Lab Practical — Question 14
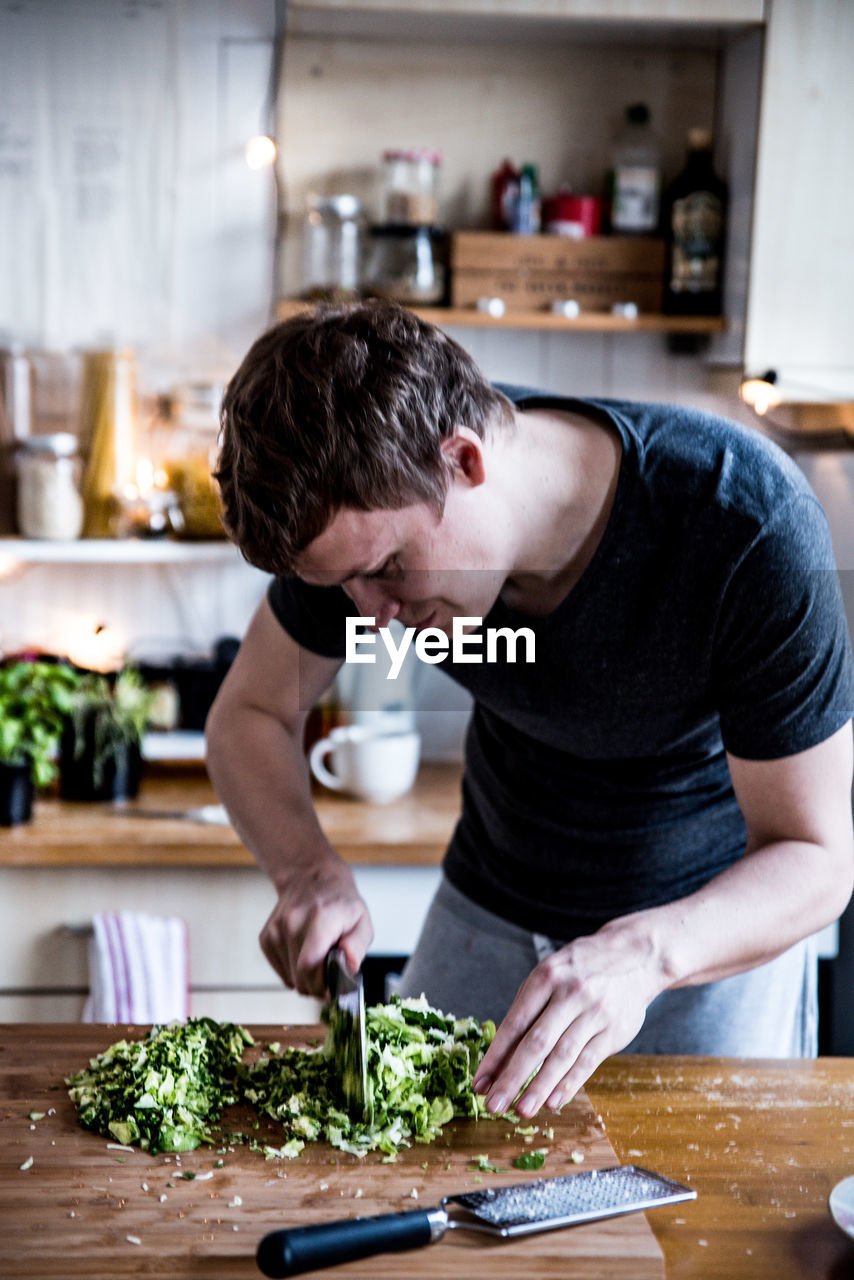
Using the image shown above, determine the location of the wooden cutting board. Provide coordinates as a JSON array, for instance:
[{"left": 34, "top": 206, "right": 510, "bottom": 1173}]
[{"left": 0, "top": 1024, "right": 664, "bottom": 1279}]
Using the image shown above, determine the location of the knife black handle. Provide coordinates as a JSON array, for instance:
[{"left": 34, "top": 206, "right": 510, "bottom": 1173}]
[{"left": 256, "top": 1207, "right": 441, "bottom": 1277}]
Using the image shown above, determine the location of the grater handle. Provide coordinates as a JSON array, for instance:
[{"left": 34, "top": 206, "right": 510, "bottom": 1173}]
[{"left": 256, "top": 1206, "right": 448, "bottom": 1277}]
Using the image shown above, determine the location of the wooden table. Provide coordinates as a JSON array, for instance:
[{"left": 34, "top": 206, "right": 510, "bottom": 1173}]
[
  {"left": 2, "top": 1026, "right": 853, "bottom": 1278},
  {"left": 590, "top": 1054, "right": 854, "bottom": 1279}
]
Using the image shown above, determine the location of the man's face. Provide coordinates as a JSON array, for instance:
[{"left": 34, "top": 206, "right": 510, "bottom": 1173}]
[{"left": 293, "top": 496, "right": 508, "bottom": 634}]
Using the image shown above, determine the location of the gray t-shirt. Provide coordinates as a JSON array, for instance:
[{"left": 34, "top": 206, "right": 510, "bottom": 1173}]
[{"left": 268, "top": 389, "right": 854, "bottom": 938}]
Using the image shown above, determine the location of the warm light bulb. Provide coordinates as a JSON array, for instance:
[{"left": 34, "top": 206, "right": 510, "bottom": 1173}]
[
  {"left": 59, "top": 617, "right": 125, "bottom": 673},
  {"left": 245, "top": 134, "right": 277, "bottom": 169},
  {"left": 136, "top": 457, "right": 155, "bottom": 495},
  {"left": 739, "top": 377, "right": 783, "bottom": 416}
]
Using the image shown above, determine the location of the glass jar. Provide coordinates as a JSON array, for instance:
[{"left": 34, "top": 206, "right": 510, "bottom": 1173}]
[
  {"left": 301, "top": 194, "right": 363, "bottom": 299},
  {"left": 15, "top": 433, "right": 84, "bottom": 539},
  {"left": 160, "top": 383, "right": 227, "bottom": 539},
  {"left": 381, "top": 149, "right": 441, "bottom": 226},
  {"left": 362, "top": 225, "right": 446, "bottom": 304}
]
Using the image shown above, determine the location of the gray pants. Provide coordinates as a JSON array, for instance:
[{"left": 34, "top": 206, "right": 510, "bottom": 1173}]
[{"left": 397, "top": 877, "right": 818, "bottom": 1057}]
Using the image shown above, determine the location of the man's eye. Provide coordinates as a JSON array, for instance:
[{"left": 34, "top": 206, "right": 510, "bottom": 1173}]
[{"left": 366, "top": 558, "right": 398, "bottom": 582}]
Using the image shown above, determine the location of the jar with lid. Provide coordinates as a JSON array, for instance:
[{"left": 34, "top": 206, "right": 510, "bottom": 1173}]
[
  {"left": 362, "top": 225, "right": 446, "bottom": 304},
  {"left": 381, "top": 149, "right": 441, "bottom": 226},
  {"left": 15, "top": 433, "right": 84, "bottom": 539},
  {"left": 301, "top": 194, "right": 363, "bottom": 300},
  {"left": 159, "top": 383, "right": 227, "bottom": 539}
]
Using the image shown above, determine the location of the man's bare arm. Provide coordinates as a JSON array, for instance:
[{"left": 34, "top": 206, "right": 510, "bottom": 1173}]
[
  {"left": 474, "top": 722, "right": 854, "bottom": 1117},
  {"left": 205, "top": 596, "right": 372, "bottom": 995}
]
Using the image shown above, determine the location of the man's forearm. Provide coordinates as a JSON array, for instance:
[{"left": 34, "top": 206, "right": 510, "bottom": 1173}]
[
  {"left": 205, "top": 698, "right": 338, "bottom": 891},
  {"left": 623, "top": 834, "right": 853, "bottom": 996}
]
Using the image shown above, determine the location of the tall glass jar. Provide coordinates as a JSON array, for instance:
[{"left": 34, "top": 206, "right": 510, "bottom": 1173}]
[
  {"left": 15, "top": 433, "right": 84, "bottom": 539},
  {"left": 301, "top": 194, "right": 363, "bottom": 299},
  {"left": 381, "top": 149, "right": 441, "bottom": 225}
]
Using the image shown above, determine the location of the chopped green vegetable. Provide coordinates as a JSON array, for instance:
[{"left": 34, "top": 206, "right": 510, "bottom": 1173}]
[
  {"left": 469, "top": 1154, "right": 509, "bottom": 1172},
  {"left": 66, "top": 1018, "right": 253, "bottom": 1154},
  {"left": 67, "top": 997, "right": 494, "bottom": 1160},
  {"left": 28, "top": 1111, "right": 45, "bottom": 1122},
  {"left": 513, "top": 1148, "right": 547, "bottom": 1171},
  {"left": 245, "top": 994, "right": 494, "bottom": 1157}
]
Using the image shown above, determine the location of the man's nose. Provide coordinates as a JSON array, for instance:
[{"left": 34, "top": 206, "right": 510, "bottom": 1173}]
[{"left": 348, "top": 579, "right": 401, "bottom": 629}]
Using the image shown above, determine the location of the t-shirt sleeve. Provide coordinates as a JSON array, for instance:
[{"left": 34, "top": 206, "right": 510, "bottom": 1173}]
[
  {"left": 712, "top": 495, "right": 854, "bottom": 759},
  {"left": 267, "top": 576, "right": 355, "bottom": 658}
]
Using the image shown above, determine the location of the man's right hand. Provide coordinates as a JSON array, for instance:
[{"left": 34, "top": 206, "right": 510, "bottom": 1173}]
[{"left": 260, "top": 854, "right": 374, "bottom": 997}]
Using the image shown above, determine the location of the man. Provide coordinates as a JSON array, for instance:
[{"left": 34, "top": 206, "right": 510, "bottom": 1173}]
[{"left": 207, "top": 300, "right": 854, "bottom": 1121}]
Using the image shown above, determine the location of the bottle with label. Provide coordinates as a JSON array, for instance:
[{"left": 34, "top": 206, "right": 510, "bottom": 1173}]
[
  {"left": 510, "top": 163, "right": 541, "bottom": 235},
  {"left": 663, "top": 128, "right": 728, "bottom": 315},
  {"left": 609, "top": 103, "right": 661, "bottom": 235}
]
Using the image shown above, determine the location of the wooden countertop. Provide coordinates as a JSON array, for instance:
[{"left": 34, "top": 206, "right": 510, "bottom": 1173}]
[
  {"left": 0, "top": 763, "right": 462, "bottom": 869},
  {"left": 589, "top": 1054, "right": 854, "bottom": 1279},
  {"left": 2, "top": 1027, "right": 853, "bottom": 1278}
]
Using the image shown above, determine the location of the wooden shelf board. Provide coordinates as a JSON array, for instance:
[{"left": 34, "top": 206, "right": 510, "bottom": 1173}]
[
  {"left": 0, "top": 538, "right": 239, "bottom": 565},
  {"left": 276, "top": 298, "right": 725, "bottom": 334}
]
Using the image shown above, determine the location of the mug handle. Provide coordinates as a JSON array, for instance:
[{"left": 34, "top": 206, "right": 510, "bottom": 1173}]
[{"left": 309, "top": 737, "right": 344, "bottom": 792}]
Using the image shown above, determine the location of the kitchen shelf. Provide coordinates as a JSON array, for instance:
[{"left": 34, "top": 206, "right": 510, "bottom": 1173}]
[
  {"left": 0, "top": 537, "right": 239, "bottom": 565},
  {"left": 276, "top": 299, "right": 725, "bottom": 334}
]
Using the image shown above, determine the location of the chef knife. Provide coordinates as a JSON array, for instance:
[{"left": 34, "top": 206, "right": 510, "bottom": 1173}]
[{"left": 324, "top": 946, "right": 369, "bottom": 1121}]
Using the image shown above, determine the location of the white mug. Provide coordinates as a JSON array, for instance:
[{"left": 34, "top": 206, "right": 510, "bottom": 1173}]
[{"left": 309, "top": 725, "right": 421, "bottom": 804}]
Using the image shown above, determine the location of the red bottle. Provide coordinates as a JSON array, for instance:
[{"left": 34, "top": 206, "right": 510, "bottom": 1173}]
[{"left": 491, "top": 158, "right": 519, "bottom": 231}]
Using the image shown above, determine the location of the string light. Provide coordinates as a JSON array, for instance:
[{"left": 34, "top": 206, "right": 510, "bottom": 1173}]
[
  {"left": 739, "top": 370, "right": 782, "bottom": 416},
  {"left": 245, "top": 134, "right": 277, "bottom": 170}
]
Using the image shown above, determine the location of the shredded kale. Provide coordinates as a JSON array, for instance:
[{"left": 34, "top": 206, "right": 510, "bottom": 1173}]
[
  {"left": 67, "top": 997, "right": 494, "bottom": 1160},
  {"left": 66, "top": 1017, "right": 253, "bottom": 1154},
  {"left": 245, "top": 994, "right": 495, "bottom": 1157}
]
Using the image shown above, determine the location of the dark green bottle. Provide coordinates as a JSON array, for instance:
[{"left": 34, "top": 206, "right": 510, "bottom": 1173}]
[{"left": 663, "top": 129, "right": 728, "bottom": 315}]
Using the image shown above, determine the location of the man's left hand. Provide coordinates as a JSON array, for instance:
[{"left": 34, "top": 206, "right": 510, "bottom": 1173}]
[{"left": 472, "top": 923, "right": 664, "bottom": 1117}]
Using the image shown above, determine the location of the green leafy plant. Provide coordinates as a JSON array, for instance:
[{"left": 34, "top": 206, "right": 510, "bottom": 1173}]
[
  {"left": 67, "top": 667, "right": 156, "bottom": 789},
  {"left": 0, "top": 660, "right": 82, "bottom": 787}
]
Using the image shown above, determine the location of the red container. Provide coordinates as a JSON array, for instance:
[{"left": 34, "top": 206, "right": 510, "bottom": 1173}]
[{"left": 543, "top": 192, "right": 603, "bottom": 238}]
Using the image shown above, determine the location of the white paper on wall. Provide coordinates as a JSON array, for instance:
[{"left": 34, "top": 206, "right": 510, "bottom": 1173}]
[
  {"left": 0, "top": 0, "right": 176, "bottom": 349},
  {"left": 0, "top": 0, "right": 276, "bottom": 362}
]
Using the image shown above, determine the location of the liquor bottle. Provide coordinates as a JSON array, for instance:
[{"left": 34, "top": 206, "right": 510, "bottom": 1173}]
[
  {"left": 609, "top": 102, "right": 661, "bottom": 235},
  {"left": 663, "top": 128, "right": 728, "bottom": 315}
]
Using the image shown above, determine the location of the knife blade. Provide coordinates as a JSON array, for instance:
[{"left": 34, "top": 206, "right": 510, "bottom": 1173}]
[
  {"left": 324, "top": 947, "right": 369, "bottom": 1121},
  {"left": 114, "top": 804, "right": 230, "bottom": 824}
]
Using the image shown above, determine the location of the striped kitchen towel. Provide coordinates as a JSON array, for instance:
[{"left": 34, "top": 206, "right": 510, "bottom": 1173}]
[{"left": 82, "top": 911, "right": 189, "bottom": 1024}]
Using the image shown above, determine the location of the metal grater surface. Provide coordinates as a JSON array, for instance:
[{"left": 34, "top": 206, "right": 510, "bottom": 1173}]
[{"left": 449, "top": 1165, "right": 696, "bottom": 1236}]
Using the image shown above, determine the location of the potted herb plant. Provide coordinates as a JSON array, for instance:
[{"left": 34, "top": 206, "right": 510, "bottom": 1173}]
[
  {"left": 60, "top": 667, "right": 155, "bottom": 802},
  {"left": 0, "top": 660, "right": 82, "bottom": 825}
]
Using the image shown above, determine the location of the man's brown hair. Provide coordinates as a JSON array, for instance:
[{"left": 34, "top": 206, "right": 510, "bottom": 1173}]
[{"left": 215, "top": 300, "right": 512, "bottom": 576}]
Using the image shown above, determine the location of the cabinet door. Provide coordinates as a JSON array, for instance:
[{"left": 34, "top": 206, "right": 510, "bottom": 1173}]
[{"left": 745, "top": 0, "right": 854, "bottom": 395}]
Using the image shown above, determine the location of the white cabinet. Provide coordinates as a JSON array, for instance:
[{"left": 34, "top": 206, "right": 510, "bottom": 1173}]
[
  {"left": 0, "top": 862, "right": 442, "bottom": 1023},
  {"left": 744, "top": 0, "right": 854, "bottom": 396}
]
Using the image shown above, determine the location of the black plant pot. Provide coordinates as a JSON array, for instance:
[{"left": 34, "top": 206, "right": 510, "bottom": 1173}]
[
  {"left": 60, "top": 720, "right": 143, "bottom": 803},
  {"left": 0, "top": 760, "right": 34, "bottom": 826}
]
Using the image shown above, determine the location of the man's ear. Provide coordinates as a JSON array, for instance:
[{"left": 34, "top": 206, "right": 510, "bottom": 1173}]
[{"left": 440, "top": 430, "right": 486, "bottom": 487}]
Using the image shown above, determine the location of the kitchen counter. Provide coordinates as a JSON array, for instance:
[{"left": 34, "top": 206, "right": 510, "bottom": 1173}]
[
  {"left": 0, "top": 762, "right": 462, "bottom": 868},
  {"left": 1, "top": 1026, "right": 852, "bottom": 1279}
]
